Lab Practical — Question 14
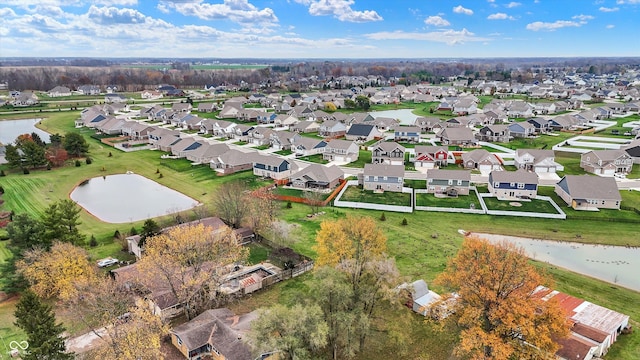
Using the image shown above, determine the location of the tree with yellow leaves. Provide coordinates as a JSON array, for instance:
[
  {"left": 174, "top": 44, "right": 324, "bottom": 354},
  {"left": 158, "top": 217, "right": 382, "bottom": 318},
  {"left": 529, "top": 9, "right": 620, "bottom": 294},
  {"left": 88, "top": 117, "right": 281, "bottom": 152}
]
[
  {"left": 17, "top": 241, "right": 97, "bottom": 301},
  {"left": 434, "top": 236, "right": 570, "bottom": 360},
  {"left": 137, "top": 223, "right": 248, "bottom": 320}
]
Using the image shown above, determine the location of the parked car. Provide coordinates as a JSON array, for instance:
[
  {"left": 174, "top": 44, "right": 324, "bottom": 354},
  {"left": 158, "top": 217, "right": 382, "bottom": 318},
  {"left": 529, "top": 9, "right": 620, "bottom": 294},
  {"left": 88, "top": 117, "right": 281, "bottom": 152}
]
[{"left": 97, "top": 257, "right": 119, "bottom": 268}]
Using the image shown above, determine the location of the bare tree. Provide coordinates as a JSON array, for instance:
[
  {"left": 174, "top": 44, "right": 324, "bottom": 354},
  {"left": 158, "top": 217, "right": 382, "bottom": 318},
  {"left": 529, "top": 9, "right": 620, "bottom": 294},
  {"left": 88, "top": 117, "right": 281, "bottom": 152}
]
[{"left": 212, "top": 181, "right": 251, "bottom": 228}]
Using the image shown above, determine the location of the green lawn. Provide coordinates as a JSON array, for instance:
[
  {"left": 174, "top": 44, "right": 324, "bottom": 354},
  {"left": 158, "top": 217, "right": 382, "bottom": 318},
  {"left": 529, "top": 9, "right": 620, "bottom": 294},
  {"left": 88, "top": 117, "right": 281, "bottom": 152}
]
[
  {"left": 482, "top": 196, "right": 560, "bottom": 214},
  {"left": 252, "top": 145, "right": 271, "bottom": 150},
  {"left": 339, "top": 186, "right": 411, "bottom": 206},
  {"left": 296, "top": 154, "right": 329, "bottom": 164},
  {"left": 404, "top": 179, "right": 427, "bottom": 189},
  {"left": 415, "top": 192, "right": 481, "bottom": 209},
  {"left": 342, "top": 150, "right": 371, "bottom": 168},
  {"left": 273, "top": 149, "right": 293, "bottom": 156},
  {"left": 496, "top": 132, "right": 573, "bottom": 150}
]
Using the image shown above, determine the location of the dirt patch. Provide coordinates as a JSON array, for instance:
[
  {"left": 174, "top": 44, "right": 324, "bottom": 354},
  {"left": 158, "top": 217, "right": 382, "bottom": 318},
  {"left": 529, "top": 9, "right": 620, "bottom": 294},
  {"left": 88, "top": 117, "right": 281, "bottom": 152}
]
[
  {"left": 0, "top": 291, "right": 10, "bottom": 303},
  {"left": 509, "top": 202, "right": 522, "bottom": 207}
]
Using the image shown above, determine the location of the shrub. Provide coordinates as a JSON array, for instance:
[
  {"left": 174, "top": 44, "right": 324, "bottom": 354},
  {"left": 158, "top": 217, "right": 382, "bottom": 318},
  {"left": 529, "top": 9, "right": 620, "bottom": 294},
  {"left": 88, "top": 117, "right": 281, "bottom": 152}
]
[
  {"left": 114, "top": 229, "right": 121, "bottom": 239},
  {"left": 89, "top": 235, "right": 98, "bottom": 247},
  {"left": 0, "top": 170, "right": 5, "bottom": 177},
  {"left": 46, "top": 162, "right": 52, "bottom": 170},
  {"left": 129, "top": 226, "right": 138, "bottom": 236},
  {"left": 108, "top": 152, "right": 112, "bottom": 157},
  {"left": 0, "top": 186, "right": 3, "bottom": 194},
  {"left": 75, "top": 160, "right": 81, "bottom": 167},
  {"left": 401, "top": 218, "right": 408, "bottom": 226},
  {"left": 85, "top": 157, "right": 92, "bottom": 165},
  {"left": 156, "top": 168, "right": 160, "bottom": 174},
  {"left": 380, "top": 212, "right": 386, "bottom": 221},
  {"left": 23, "top": 168, "right": 30, "bottom": 175},
  {"left": 286, "top": 201, "right": 292, "bottom": 209},
  {"left": 158, "top": 173, "right": 163, "bottom": 178}
]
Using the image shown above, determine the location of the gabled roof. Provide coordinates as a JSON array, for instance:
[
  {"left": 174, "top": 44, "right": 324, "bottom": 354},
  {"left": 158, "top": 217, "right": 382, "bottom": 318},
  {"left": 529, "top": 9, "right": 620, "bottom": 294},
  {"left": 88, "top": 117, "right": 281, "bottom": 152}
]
[
  {"left": 372, "top": 141, "right": 406, "bottom": 153},
  {"left": 556, "top": 175, "right": 621, "bottom": 201},
  {"left": 427, "top": 169, "right": 471, "bottom": 181},
  {"left": 363, "top": 163, "right": 404, "bottom": 178},
  {"left": 346, "top": 123, "right": 376, "bottom": 136},
  {"left": 291, "top": 164, "right": 344, "bottom": 184},
  {"left": 489, "top": 169, "right": 538, "bottom": 184}
]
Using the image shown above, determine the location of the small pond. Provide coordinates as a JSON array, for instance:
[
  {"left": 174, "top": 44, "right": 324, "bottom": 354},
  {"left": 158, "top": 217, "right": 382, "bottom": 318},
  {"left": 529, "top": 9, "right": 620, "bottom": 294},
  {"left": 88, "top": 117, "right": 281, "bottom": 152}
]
[
  {"left": 0, "top": 118, "right": 51, "bottom": 145},
  {"left": 369, "top": 109, "right": 420, "bottom": 125},
  {"left": 70, "top": 173, "right": 199, "bottom": 223},
  {"left": 480, "top": 233, "right": 640, "bottom": 291}
]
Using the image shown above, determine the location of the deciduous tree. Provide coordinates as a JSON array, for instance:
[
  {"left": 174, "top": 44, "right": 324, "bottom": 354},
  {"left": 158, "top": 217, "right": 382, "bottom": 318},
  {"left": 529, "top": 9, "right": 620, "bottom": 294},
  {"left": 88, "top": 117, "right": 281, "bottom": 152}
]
[
  {"left": 250, "top": 303, "right": 328, "bottom": 360},
  {"left": 14, "top": 290, "right": 73, "bottom": 360},
  {"left": 137, "top": 223, "right": 248, "bottom": 319},
  {"left": 434, "top": 236, "right": 570, "bottom": 360},
  {"left": 212, "top": 181, "right": 251, "bottom": 228},
  {"left": 17, "top": 242, "right": 97, "bottom": 301}
]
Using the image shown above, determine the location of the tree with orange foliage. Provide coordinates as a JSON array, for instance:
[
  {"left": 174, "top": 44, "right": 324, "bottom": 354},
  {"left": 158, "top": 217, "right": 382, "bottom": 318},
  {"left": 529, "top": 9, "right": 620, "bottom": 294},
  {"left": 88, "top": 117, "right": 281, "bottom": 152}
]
[{"left": 434, "top": 236, "right": 570, "bottom": 360}]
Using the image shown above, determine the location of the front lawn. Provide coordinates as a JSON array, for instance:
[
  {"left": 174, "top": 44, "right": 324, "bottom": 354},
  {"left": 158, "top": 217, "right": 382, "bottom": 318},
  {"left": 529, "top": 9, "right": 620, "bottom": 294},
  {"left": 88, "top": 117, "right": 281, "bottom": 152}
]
[
  {"left": 274, "top": 149, "right": 293, "bottom": 156},
  {"left": 252, "top": 145, "right": 271, "bottom": 150},
  {"left": 342, "top": 150, "right": 372, "bottom": 168},
  {"left": 339, "top": 186, "right": 411, "bottom": 206},
  {"left": 415, "top": 192, "right": 481, "bottom": 209},
  {"left": 482, "top": 196, "right": 560, "bottom": 214},
  {"left": 297, "top": 154, "right": 329, "bottom": 164}
]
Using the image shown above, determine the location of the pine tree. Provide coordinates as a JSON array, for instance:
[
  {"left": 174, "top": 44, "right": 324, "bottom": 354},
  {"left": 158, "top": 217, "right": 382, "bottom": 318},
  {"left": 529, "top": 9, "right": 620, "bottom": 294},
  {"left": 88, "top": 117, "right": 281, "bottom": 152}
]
[{"left": 14, "top": 290, "right": 74, "bottom": 360}]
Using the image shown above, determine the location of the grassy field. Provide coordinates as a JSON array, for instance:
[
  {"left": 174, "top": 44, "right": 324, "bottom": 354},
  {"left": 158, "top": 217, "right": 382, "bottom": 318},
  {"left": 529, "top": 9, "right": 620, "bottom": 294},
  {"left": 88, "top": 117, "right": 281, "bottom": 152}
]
[
  {"left": 415, "top": 192, "right": 481, "bottom": 209},
  {"left": 340, "top": 186, "right": 412, "bottom": 206},
  {"left": 482, "top": 196, "right": 560, "bottom": 214},
  {"left": 296, "top": 154, "right": 329, "bottom": 164}
]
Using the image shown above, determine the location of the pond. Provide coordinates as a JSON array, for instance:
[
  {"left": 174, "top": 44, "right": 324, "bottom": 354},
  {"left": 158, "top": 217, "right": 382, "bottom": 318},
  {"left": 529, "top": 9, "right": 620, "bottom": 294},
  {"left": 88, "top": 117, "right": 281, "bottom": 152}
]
[
  {"left": 0, "top": 118, "right": 51, "bottom": 145},
  {"left": 477, "top": 233, "right": 640, "bottom": 292},
  {"left": 70, "top": 173, "right": 200, "bottom": 223},
  {"left": 369, "top": 109, "right": 420, "bottom": 125}
]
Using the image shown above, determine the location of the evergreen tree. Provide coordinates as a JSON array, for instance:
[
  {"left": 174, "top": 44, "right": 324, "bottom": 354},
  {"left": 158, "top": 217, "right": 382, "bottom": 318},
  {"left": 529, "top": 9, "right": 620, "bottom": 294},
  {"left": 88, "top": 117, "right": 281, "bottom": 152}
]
[
  {"left": 63, "top": 132, "right": 89, "bottom": 157},
  {"left": 4, "top": 144, "right": 23, "bottom": 168},
  {"left": 139, "top": 218, "right": 160, "bottom": 248},
  {"left": 42, "top": 199, "right": 84, "bottom": 245},
  {"left": 14, "top": 290, "right": 73, "bottom": 360}
]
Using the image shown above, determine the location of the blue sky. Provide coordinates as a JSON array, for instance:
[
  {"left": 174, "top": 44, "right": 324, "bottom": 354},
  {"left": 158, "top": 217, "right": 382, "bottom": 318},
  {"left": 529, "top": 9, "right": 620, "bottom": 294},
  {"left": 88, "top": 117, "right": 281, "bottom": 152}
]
[{"left": 0, "top": 0, "right": 638, "bottom": 59}]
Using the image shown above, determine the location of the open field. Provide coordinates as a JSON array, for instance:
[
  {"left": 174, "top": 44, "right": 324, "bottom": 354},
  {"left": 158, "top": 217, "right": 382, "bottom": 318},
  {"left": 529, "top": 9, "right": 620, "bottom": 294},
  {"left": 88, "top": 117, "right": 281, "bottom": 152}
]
[{"left": 2, "top": 108, "right": 640, "bottom": 358}]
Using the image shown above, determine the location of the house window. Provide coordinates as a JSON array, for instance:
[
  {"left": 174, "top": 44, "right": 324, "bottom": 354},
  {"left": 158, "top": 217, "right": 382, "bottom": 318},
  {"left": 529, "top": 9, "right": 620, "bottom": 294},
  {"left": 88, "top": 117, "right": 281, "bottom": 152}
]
[
  {"left": 448, "top": 180, "right": 453, "bottom": 185},
  {"left": 457, "top": 180, "right": 463, "bottom": 185},
  {"left": 510, "top": 182, "right": 516, "bottom": 187},
  {"left": 383, "top": 176, "right": 388, "bottom": 181},
  {"left": 493, "top": 182, "right": 499, "bottom": 188},
  {"left": 176, "top": 336, "right": 182, "bottom": 346},
  {"left": 374, "top": 176, "right": 378, "bottom": 181},
  {"left": 517, "top": 183, "right": 525, "bottom": 189}
]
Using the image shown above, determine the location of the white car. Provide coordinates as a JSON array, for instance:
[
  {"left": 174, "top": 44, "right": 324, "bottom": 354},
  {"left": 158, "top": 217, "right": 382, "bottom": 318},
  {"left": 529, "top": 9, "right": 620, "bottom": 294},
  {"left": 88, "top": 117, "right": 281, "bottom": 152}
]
[{"left": 97, "top": 258, "right": 119, "bottom": 268}]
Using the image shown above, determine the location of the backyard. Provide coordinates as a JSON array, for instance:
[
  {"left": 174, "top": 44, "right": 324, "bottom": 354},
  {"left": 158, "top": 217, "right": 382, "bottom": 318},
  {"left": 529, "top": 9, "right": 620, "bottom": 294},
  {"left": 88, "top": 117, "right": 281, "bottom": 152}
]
[
  {"left": 415, "top": 192, "right": 481, "bottom": 209},
  {"left": 481, "top": 196, "right": 560, "bottom": 214},
  {"left": 339, "top": 186, "right": 412, "bottom": 206}
]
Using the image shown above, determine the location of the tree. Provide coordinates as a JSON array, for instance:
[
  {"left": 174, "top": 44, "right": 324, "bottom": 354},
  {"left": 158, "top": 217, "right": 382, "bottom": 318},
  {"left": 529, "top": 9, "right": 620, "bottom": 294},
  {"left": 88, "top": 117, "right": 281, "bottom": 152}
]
[
  {"left": 21, "top": 140, "right": 48, "bottom": 169},
  {"left": 17, "top": 242, "right": 98, "bottom": 301},
  {"left": 49, "top": 133, "right": 63, "bottom": 147},
  {"left": 303, "top": 190, "right": 324, "bottom": 215},
  {"left": 434, "top": 236, "right": 570, "bottom": 360},
  {"left": 137, "top": 223, "right": 248, "bottom": 319},
  {"left": 250, "top": 303, "right": 328, "bottom": 360},
  {"left": 212, "top": 180, "right": 251, "bottom": 228},
  {"left": 355, "top": 95, "right": 370, "bottom": 110},
  {"left": 63, "top": 132, "right": 89, "bottom": 157},
  {"left": 41, "top": 199, "right": 84, "bottom": 245},
  {"left": 14, "top": 290, "right": 73, "bottom": 360},
  {"left": 4, "top": 144, "right": 23, "bottom": 168},
  {"left": 0, "top": 214, "right": 47, "bottom": 292},
  {"left": 30, "top": 132, "right": 46, "bottom": 147},
  {"left": 324, "top": 102, "right": 337, "bottom": 112},
  {"left": 46, "top": 147, "right": 68, "bottom": 167},
  {"left": 138, "top": 218, "right": 160, "bottom": 247}
]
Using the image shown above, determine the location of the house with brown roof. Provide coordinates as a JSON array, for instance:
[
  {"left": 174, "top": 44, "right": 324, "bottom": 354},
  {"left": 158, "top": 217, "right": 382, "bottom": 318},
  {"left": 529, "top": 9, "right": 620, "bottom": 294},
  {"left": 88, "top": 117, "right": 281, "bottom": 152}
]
[
  {"left": 323, "top": 139, "right": 359, "bottom": 163},
  {"left": 461, "top": 149, "right": 502, "bottom": 173},
  {"left": 210, "top": 149, "right": 260, "bottom": 175},
  {"left": 555, "top": 175, "right": 621, "bottom": 210},
  {"left": 580, "top": 150, "right": 633, "bottom": 176},
  {"left": 514, "top": 149, "right": 563, "bottom": 173},
  {"left": 437, "top": 127, "right": 476, "bottom": 147},
  {"left": 290, "top": 164, "right": 344, "bottom": 190},
  {"left": 371, "top": 142, "right": 406, "bottom": 166},
  {"left": 426, "top": 169, "right": 471, "bottom": 196},
  {"left": 412, "top": 145, "right": 449, "bottom": 169}
]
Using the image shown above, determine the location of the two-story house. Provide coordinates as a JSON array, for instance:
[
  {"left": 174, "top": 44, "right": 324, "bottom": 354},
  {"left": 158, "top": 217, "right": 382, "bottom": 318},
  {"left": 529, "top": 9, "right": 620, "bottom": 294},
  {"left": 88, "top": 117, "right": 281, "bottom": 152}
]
[
  {"left": 412, "top": 145, "right": 450, "bottom": 169},
  {"left": 488, "top": 169, "right": 539, "bottom": 199},
  {"left": 371, "top": 142, "right": 406, "bottom": 166},
  {"left": 426, "top": 169, "right": 471, "bottom": 196},
  {"left": 394, "top": 126, "right": 421, "bottom": 143},
  {"left": 323, "top": 139, "right": 359, "bottom": 163},
  {"left": 360, "top": 163, "right": 405, "bottom": 192},
  {"left": 514, "top": 149, "right": 563, "bottom": 173},
  {"left": 476, "top": 125, "right": 511, "bottom": 143},
  {"left": 253, "top": 155, "right": 298, "bottom": 181},
  {"left": 580, "top": 150, "right": 633, "bottom": 176}
]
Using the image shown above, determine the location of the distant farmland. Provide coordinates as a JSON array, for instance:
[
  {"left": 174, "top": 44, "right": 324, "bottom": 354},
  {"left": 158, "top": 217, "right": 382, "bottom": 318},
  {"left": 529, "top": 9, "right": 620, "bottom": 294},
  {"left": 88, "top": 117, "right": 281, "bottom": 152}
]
[{"left": 119, "top": 64, "right": 269, "bottom": 70}]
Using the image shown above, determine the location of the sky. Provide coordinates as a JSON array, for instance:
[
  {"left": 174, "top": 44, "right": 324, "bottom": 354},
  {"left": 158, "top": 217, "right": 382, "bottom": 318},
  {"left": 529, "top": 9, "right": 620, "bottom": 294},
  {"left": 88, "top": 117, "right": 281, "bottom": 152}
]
[{"left": 0, "top": 0, "right": 638, "bottom": 59}]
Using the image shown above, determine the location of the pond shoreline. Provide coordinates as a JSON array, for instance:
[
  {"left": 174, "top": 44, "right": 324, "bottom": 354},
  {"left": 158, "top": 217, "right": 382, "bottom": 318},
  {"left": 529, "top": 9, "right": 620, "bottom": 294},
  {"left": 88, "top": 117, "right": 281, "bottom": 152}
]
[{"left": 470, "top": 232, "right": 640, "bottom": 292}]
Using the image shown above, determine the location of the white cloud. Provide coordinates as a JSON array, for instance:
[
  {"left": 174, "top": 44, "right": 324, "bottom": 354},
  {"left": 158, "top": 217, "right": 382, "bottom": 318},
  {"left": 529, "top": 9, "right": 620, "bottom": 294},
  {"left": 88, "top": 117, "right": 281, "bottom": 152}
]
[
  {"left": 616, "top": 0, "right": 640, "bottom": 3},
  {"left": 599, "top": 6, "right": 619, "bottom": 11},
  {"left": 505, "top": 2, "right": 521, "bottom": 8},
  {"left": 572, "top": 14, "right": 594, "bottom": 22},
  {"left": 425, "top": 15, "right": 450, "bottom": 27},
  {"left": 296, "top": 0, "right": 382, "bottom": 22},
  {"left": 606, "top": 24, "right": 615, "bottom": 28},
  {"left": 161, "top": 0, "right": 278, "bottom": 25},
  {"left": 487, "top": 12, "right": 514, "bottom": 20},
  {"left": 526, "top": 20, "right": 582, "bottom": 31},
  {"left": 87, "top": 5, "right": 148, "bottom": 24},
  {"left": 453, "top": 5, "right": 473, "bottom": 15},
  {"left": 365, "top": 28, "right": 488, "bottom": 45},
  {"left": 94, "top": 0, "right": 138, "bottom": 5},
  {"left": 0, "top": 8, "right": 17, "bottom": 17}
]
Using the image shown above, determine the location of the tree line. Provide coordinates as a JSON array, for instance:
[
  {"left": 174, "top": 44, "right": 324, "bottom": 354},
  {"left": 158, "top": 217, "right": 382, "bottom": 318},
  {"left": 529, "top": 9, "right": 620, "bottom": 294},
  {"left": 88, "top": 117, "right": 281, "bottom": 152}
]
[{"left": 3, "top": 132, "right": 89, "bottom": 172}]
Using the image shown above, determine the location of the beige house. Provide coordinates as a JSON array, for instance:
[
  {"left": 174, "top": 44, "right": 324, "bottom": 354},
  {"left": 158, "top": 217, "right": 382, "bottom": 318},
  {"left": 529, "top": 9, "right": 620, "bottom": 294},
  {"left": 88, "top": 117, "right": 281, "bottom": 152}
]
[{"left": 555, "top": 175, "right": 621, "bottom": 210}]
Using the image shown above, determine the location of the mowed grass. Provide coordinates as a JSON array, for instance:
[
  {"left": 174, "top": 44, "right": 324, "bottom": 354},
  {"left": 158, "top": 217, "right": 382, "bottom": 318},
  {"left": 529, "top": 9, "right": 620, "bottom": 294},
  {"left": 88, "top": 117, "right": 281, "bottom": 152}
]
[
  {"left": 340, "top": 186, "right": 412, "bottom": 206},
  {"left": 0, "top": 296, "right": 25, "bottom": 347},
  {"left": 482, "top": 196, "right": 560, "bottom": 214},
  {"left": 415, "top": 192, "right": 481, "bottom": 209}
]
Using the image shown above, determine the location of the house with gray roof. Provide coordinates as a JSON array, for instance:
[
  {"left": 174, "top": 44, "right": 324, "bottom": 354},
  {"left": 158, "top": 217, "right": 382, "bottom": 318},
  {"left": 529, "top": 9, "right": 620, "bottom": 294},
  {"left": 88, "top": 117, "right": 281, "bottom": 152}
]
[
  {"left": 580, "top": 150, "right": 633, "bottom": 176},
  {"left": 488, "top": 169, "right": 539, "bottom": 199},
  {"left": 555, "top": 175, "right": 621, "bottom": 210},
  {"left": 210, "top": 149, "right": 260, "bottom": 175},
  {"left": 360, "top": 163, "right": 405, "bottom": 192},
  {"left": 462, "top": 149, "right": 502, "bottom": 173},
  {"left": 437, "top": 127, "right": 476, "bottom": 147},
  {"left": 290, "top": 164, "right": 344, "bottom": 190},
  {"left": 293, "top": 137, "right": 327, "bottom": 157},
  {"left": 514, "top": 149, "right": 563, "bottom": 173},
  {"left": 48, "top": 86, "right": 72, "bottom": 97},
  {"left": 185, "top": 143, "right": 229, "bottom": 164},
  {"left": 323, "top": 139, "right": 359, "bottom": 163},
  {"left": 253, "top": 154, "right": 298, "bottom": 181},
  {"left": 426, "top": 169, "right": 471, "bottom": 196},
  {"left": 319, "top": 120, "right": 347, "bottom": 139},
  {"left": 371, "top": 141, "right": 406, "bottom": 166},
  {"left": 394, "top": 126, "right": 421, "bottom": 143},
  {"left": 290, "top": 120, "right": 319, "bottom": 133},
  {"left": 476, "top": 125, "right": 511, "bottom": 143}
]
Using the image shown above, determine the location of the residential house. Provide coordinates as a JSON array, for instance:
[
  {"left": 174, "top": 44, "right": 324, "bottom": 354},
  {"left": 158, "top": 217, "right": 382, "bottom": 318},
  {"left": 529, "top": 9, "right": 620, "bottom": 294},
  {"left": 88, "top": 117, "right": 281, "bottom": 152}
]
[
  {"left": 230, "top": 124, "right": 254, "bottom": 142},
  {"left": 549, "top": 115, "right": 580, "bottom": 131},
  {"left": 476, "top": 125, "right": 511, "bottom": 143},
  {"left": 360, "top": 163, "right": 405, "bottom": 192},
  {"left": 462, "top": 149, "right": 502, "bottom": 173},
  {"left": 252, "top": 155, "right": 298, "bottom": 181},
  {"left": 555, "top": 175, "right": 621, "bottom": 210},
  {"left": 171, "top": 138, "right": 204, "bottom": 158},
  {"left": 48, "top": 86, "right": 72, "bottom": 97},
  {"left": 104, "top": 93, "right": 127, "bottom": 103},
  {"left": 413, "top": 117, "right": 442, "bottom": 132},
  {"left": 217, "top": 103, "right": 242, "bottom": 119},
  {"left": 77, "top": 85, "right": 100, "bottom": 95},
  {"left": 437, "top": 127, "right": 476, "bottom": 147},
  {"left": 453, "top": 98, "right": 478, "bottom": 115},
  {"left": 269, "top": 131, "right": 298, "bottom": 151},
  {"left": 345, "top": 124, "right": 382, "bottom": 142},
  {"left": 185, "top": 143, "right": 230, "bottom": 164},
  {"left": 170, "top": 308, "right": 254, "bottom": 360},
  {"left": 121, "top": 121, "right": 154, "bottom": 141},
  {"left": 210, "top": 149, "right": 260, "bottom": 175},
  {"left": 412, "top": 145, "right": 449, "bottom": 169},
  {"left": 256, "top": 111, "right": 277, "bottom": 124},
  {"left": 372, "top": 117, "right": 399, "bottom": 132},
  {"left": 197, "top": 102, "right": 217, "bottom": 113},
  {"left": 11, "top": 91, "right": 39, "bottom": 107},
  {"left": 97, "top": 117, "right": 126, "bottom": 135},
  {"left": 293, "top": 137, "right": 327, "bottom": 157},
  {"left": 290, "top": 120, "right": 320, "bottom": 133},
  {"left": 247, "top": 127, "right": 275, "bottom": 146},
  {"left": 318, "top": 120, "right": 347, "bottom": 139},
  {"left": 526, "top": 118, "right": 550, "bottom": 134},
  {"left": 580, "top": 150, "right": 633, "bottom": 176},
  {"left": 290, "top": 164, "right": 344, "bottom": 190},
  {"left": 488, "top": 169, "right": 539, "bottom": 199},
  {"left": 514, "top": 149, "right": 563, "bottom": 173},
  {"left": 507, "top": 101, "right": 534, "bottom": 118},
  {"left": 394, "top": 126, "right": 421, "bottom": 143},
  {"left": 141, "top": 90, "right": 163, "bottom": 100},
  {"left": 426, "top": 169, "right": 471, "bottom": 196},
  {"left": 371, "top": 142, "right": 406, "bottom": 166},
  {"left": 323, "top": 139, "right": 359, "bottom": 163},
  {"left": 274, "top": 114, "right": 300, "bottom": 128},
  {"left": 148, "top": 128, "right": 181, "bottom": 148},
  {"left": 622, "top": 139, "right": 640, "bottom": 164},
  {"left": 508, "top": 121, "right": 536, "bottom": 138}
]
